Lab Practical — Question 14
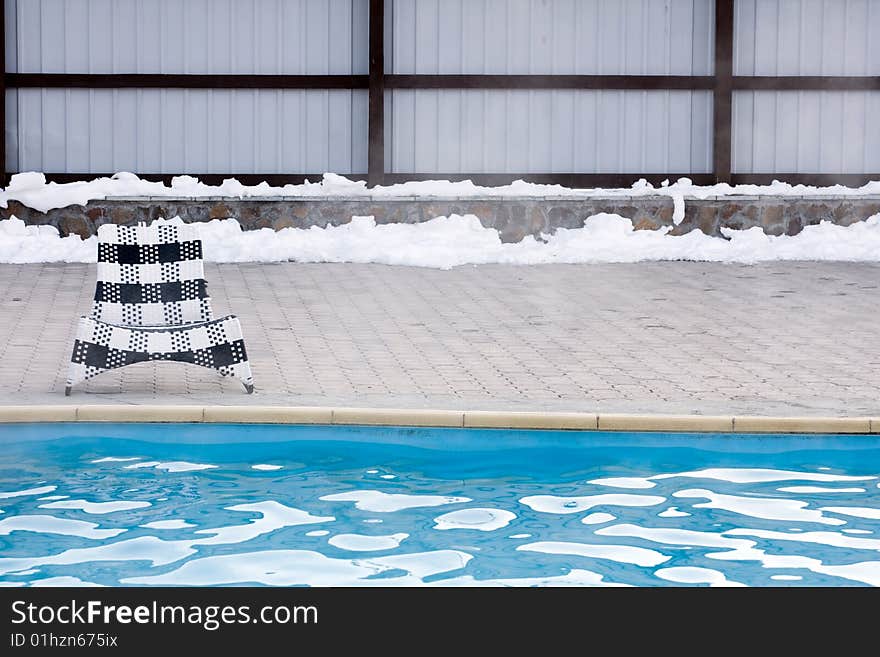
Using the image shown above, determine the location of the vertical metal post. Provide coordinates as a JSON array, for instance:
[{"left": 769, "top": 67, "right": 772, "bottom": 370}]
[
  {"left": 713, "top": 0, "right": 734, "bottom": 184},
  {"left": 367, "top": 0, "right": 385, "bottom": 187},
  {"left": 0, "top": 2, "right": 6, "bottom": 188}
]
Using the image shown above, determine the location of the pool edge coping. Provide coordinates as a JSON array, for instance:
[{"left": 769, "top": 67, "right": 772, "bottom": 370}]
[{"left": 0, "top": 405, "right": 877, "bottom": 434}]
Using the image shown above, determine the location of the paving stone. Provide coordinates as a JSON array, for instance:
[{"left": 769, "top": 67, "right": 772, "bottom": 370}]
[{"left": 0, "top": 261, "right": 877, "bottom": 415}]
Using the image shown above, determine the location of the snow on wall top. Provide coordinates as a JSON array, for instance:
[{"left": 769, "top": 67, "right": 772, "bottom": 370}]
[{"left": 2, "top": 172, "right": 880, "bottom": 218}]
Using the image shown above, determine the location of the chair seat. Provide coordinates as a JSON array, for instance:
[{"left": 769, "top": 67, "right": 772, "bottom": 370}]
[
  {"left": 84, "top": 315, "right": 238, "bottom": 332},
  {"left": 67, "top": 314, "right": 253, "bottom": 391}
]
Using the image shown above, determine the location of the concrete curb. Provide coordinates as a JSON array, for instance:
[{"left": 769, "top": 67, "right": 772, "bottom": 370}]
[{"left": 0, "top": 405, "right": 877, "bottom": 433}]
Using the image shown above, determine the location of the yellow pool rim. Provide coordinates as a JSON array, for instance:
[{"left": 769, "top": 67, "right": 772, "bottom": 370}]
[{"left": 0, "top": 405, "right": 877, "bottom": 433}]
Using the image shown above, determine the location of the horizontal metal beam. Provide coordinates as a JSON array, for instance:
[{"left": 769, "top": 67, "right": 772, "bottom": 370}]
[
  {"left": 5, "top": 74, "right": 370, "bottom": 89},
  {"left": 732, "top": 76, "right": 880, "bottom": 91},
  {"left": 6, "top": 73, "right": 877, "bottom": 93},
  {"left": 35, "top": 173, "right": 366, "bottom": 186},
  {"left": 729, "top": 173, "right": 880, "bottom": 187},
  {"left": 387, "top": 75, "right": 715, "bottom": 90},
  {"left": 25, "top": 172, "right": 880, "bottom": 190},
  {"left": 382, "top": 173, "right": 718, "bottom": 187}
]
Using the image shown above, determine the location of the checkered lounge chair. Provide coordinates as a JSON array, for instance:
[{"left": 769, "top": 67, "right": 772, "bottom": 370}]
[{"left": 65, "top": 222, "right": 254, "bottom": 395}]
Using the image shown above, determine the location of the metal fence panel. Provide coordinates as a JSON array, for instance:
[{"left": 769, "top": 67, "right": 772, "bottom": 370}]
[
  {"left": 390, "top": 89, "right": 713, "bottom": 174},
  {"left": 734, "top": 0, "right": 880, "bottom": 76},
  {"left": 5, "top": 0, "right": 367, "bottom": 75},
  {"left": 11, "top": 88, "right": 368, "bottom": 174},
  {"left": 387, "top": 0, "right": 714, "bottom": 75},
  {"left": 732, "top": 90, "right": 880, "bottom": 173}
]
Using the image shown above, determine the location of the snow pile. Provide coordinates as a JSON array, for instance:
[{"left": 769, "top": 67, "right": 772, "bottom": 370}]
[
  {"left": 4, "top": 212, "right": 880, "bottom": 268},
  {"left": 3, "top": 172, "right": 880, "bottom": 215}
]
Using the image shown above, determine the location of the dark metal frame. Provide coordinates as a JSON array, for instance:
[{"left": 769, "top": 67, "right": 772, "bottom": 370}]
[{"left": 2, "top": 0, "right": 878, "bottom": 189}]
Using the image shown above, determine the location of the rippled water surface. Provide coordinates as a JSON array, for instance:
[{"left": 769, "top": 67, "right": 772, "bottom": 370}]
[{"left": 1, "top": 424, "right": 878, "bottom": 587}]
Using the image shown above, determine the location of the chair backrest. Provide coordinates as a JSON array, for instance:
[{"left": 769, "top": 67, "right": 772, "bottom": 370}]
[{"left": 93, "top": 222, "right": 214, "bottom": 326}]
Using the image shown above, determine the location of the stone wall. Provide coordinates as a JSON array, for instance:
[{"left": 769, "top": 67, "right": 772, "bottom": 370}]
[{"left": 4, "top": 195, "right": 880, "bottom": 243}]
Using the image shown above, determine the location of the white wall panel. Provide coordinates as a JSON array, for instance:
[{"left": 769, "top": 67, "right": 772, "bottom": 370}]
[
  {"left": 5, "top": 0, "right": 368, "bottom": 74},
  {"left": 11, "top": 89, "right": 368, "bottom": 174},
  {"left": 735, "top": 0, "right": 880, "bottom": 75},
  {"left": 732, "top": 91, "right": 880, "bottom": 173},
  {"left": 390, "top": 90, "right": 713, "bottom": 173},
  {"left": 388, "top": 0, "right": 715, "bottom": 75}
]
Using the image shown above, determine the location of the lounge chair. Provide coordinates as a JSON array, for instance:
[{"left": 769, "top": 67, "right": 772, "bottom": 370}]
[{"left": 65, "top": 221, "right": 254, "bottom": 395}]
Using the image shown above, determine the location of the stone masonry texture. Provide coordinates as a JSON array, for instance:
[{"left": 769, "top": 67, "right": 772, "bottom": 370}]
[{"left": 4, "top": 196, "right": 880, "bottom": 242}]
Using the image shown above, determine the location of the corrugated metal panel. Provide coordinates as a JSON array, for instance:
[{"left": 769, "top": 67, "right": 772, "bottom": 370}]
[
  {"left": 387, "top": 0, "right": 715, "bottom": 75},
  {"left": 390, "top": 90, "right": 713, "bottom": 173},
  {"left": 732, "top": 91, "right": 880, "bottom": 173},
  {"left": 5, "top": 0, "right": 368, "bottom": 74},
  {"left": 11, "top": 88, "right": 368, "bottom": 174},
  {"left": 735, "top": 0, "right": 880, "bottom": 75}
]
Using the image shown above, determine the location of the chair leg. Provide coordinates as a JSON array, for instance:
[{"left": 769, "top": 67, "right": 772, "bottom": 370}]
[
  {"left": 244, "top": 382, "right": 255, "bottom": 394},
  {"left": 64, "top": 386, "right": 72, "bottom": 396}
]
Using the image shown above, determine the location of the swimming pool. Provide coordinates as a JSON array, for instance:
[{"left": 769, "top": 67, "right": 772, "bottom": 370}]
[{"left": 0, "top": 423, "right": 878, "bottom": 587}]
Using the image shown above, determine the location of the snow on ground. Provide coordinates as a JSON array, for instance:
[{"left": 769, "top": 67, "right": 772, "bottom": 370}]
[
  {"left": 3, "top": 172, "right": 880, "bottom": 214},
  {"left": 4, "top": 212, "right": 880, "bottom": 268},
  {"left": 2, "top": 172, "right": 880, "bottom": 268}
]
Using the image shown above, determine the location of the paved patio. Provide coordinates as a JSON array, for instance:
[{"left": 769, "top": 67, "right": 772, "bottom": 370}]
[{"left": 0, "top": 261, "right": 878, "bottom": 416}]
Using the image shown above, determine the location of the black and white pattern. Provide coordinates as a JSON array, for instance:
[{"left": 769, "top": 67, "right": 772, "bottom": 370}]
[{"left": 66, "top": 222, "right": 254, "bottom": 394}]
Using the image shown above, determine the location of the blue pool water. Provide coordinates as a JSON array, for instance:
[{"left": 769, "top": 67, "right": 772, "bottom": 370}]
[{"left": 0, "top": 423, "right": 878, "bottom": 587}]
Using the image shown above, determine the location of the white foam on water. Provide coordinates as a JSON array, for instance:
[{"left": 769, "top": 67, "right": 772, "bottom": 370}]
[
  {"left": 30, "top": 576, "right": 102, "bottom": 587},
  {"left": 91, "top": 457, "right": 141, "bottom": 463},
  {"left": 725, "top": 528, "right": 880, "bottom": 551},
  {"left": 305, "top": 530, "right": 330, "bottom": 537},
  {"left": 433, "top": 508, "right": 516, "bottom": 532},
  {"left": 597, "top": 524, "right": 753, "bottom": 551},
  {"left": 36, "top": 495, "right": 68, "bottom": 501},
  {"left": 517, "top": 541, "right": 670, "bottom": 567},
  {"left": 366, "top": 470, "right": 379, "bottom": 474},
  {"left": 811, "top": 561, "right": 880, "bottom": 587},
  {"left": 654, "top": 566, "right": 746, "bottom": 587},
  {"left": 123, "top": 461, "right": 216, "bottom": 473},
  {"left": 156, "top": 461, "right": 217, "bottom": 473},
  {"left": 435, "top": 569, "right": 629, "bottom": 587},
  {"left": 363, "top": 519, "right": 383, "bottom": 524},
  {"left": 508, "top": 534, "right": 532, "bottom": 539},
  {"left": 39, "top": 500, "right": 151, "bottom": 514},
  {"left": 0, "top": 485, "right": 57, "bottom": 499},
  {"left": 328, "top": 533, "right": 409, "bottom": 552},
  {"left": 581, "top": 512, "right": 617, "bottom": 525},
  {"left": 841, "top": 529, "right": 872, "bottom": 535},
  {"left": 654, "top": 468, "right": 873, "bottom": 484},
  {"left": 121, "top": 548, "right": 472, "bottom": 586},
  {"left": 597, "top": 523, "right": 828, "bottom": 577},
  {"left": 0, "top": 536, "right": 198, "bottom": 575},
  {"left": 380, "top": 475, "right": 396, "bottom": 480},
  {"left": 194, "top": 501, "right": 334, "bottom": 545},
  {"left": 122, "top": 550, "right": 388, "bottom": 586},
  {"left": 588, "top": 477, "right": 656, "bottom": 489},
  {"left": 820, "top": 506, "right": 880, "bottom": 520},
  {"left": 364, "top": 550, "right": 473, "bottom": 579},
  {"left": 672, "top": 489, "right": 846, "bottom": 525},
  {"left": 777, "top": 486, "right": 867, "bottom": 494},
  {"left": 658, "top": 507, "right": 691, "bottom": 518},
  {"left": 520, "top": 493, "right": 666, "bottom": 514},
  {"left": 770, "top": 575, "right": 803, "bottom": 581},
  {"left": 0, "top": 515, "right": 125, "bottom": 540},
  {"left": 251, "top": 464, "right": 283, "bottom": 471},
  {"left": 320, "top": 490, "right": 471, "bottom": 512},
  {"left": 140, "top": 519, "right": 195, "bottom": 530}
]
